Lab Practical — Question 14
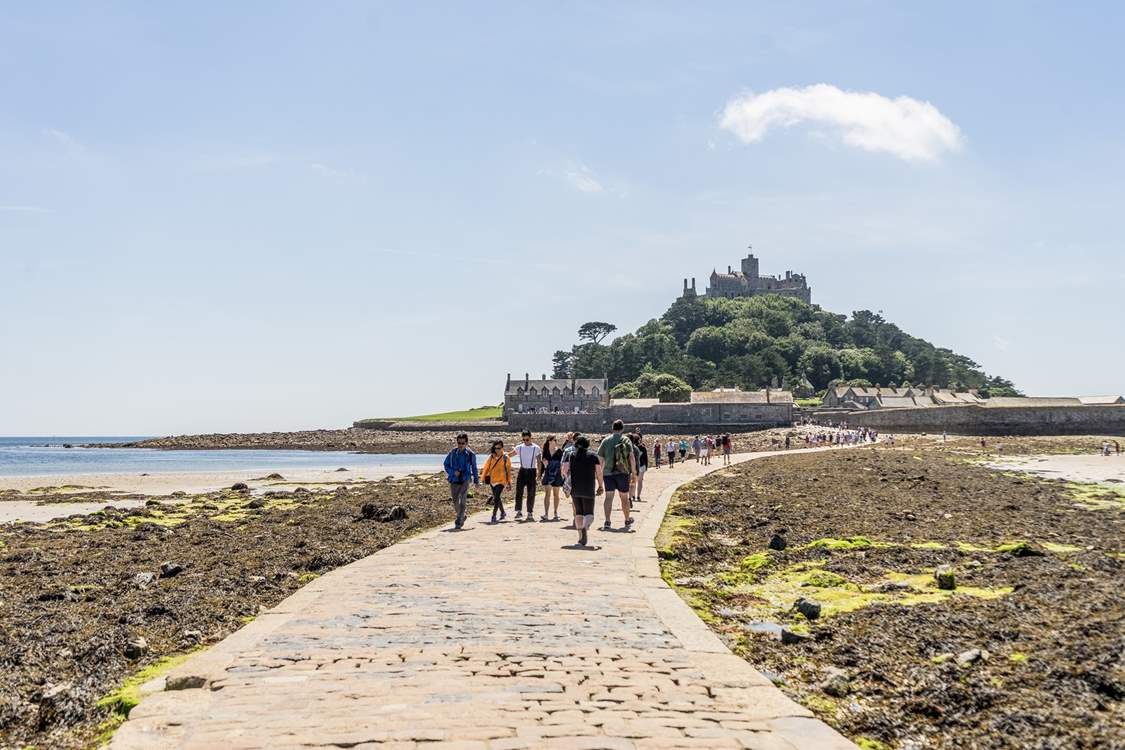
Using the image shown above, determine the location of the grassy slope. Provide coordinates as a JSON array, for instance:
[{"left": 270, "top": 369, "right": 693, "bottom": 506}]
[{"left": 358, "top": 405, "right": 503, "bottom": 424}]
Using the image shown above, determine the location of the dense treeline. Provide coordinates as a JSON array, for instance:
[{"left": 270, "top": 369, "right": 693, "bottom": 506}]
[{"left": 551, "top": 295, "right": 1019, "bottom": 400}]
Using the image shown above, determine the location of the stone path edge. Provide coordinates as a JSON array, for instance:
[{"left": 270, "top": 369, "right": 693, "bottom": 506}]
[{"left": 633, "top": 450, "right": 857, "bottom": 749}]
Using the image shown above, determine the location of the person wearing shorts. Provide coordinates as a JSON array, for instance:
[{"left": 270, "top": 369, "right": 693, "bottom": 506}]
[
  {"left": 722, "top": 434, "right": 732, "bottom": 465},
  {"left": 597, "top": 420, "right": 637, "bottom": 531},
  {"left": 540, "top": 435, "right": 564, "bottom": 521},
  {"left": 563, "top": 435, "right": 603, "bottom": 547},
  {"left": 700, "top": 436, "right": 711, "bottom": 465}
]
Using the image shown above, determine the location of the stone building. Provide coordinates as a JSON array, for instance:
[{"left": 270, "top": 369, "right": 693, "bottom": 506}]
[
  {"left": 680, "top": 252, "right": 811, "bottom": 304},
  {"left": 503, "top": 373, "right": 607, "bottom": 418}
]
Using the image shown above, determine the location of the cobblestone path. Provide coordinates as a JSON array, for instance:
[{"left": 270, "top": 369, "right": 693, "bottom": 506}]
[{"left": 112, "top": 451, "right": 855, "bottom": 749}]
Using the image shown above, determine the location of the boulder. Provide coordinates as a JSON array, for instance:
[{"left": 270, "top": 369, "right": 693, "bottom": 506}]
[
  {"left": 230, "top": 482, "right": 249, "bottom": 491},
  {"left": 165, "top": 674, "right": 207, "bottom": 691},
  {"left": 37, "top": 683, "right": 73, "bottom": 728},
  {"left": 293, "top": 487, "right": 310, "bottom": 496},
  {"left": 821, "top": 668, "right": 850, "bottom": 697},
  {"left": 935, "top": 565, "right": 956, "bottom": 590},
  {"left": 159, "top": 561, "right": 184, "bottom": 578},
  {"left": 132, "top": 572, "right": 157, "bottom": 589},
  {"left": 246, "top": 497, "right": 267, "bottom": 509},
  {"left": 263, "top": 473, "right": 284, "bottom": 480},
  {"left": 956, "top": 648, "right": 989, "bottom": 667},
  {"left": 794, "top": 597, "right": 822, "bottom": 621},
  {"left": 182, "top": 629, "right": 203, "bottom": 644},
  {"left": 124, "top": 636, "right": 149, "bottom": 659},
  {"left": 768, "top": 533, "right": 788, "bottom": 551}
]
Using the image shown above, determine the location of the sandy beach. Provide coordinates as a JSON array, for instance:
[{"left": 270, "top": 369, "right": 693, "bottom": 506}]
[
  {"left": 987, "top": 453, "right": 1125, "bottom": 484},
  {"left": 0, "top": 464, "right": 438, "bottom": 524}
]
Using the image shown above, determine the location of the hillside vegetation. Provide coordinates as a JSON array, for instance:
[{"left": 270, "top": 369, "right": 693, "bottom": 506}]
[
  {"left": 355, "top": 405, "right": 503, "bottom": 426},
  {"left": 551, "top": 295, "right": 1017, "bottom": 399}
]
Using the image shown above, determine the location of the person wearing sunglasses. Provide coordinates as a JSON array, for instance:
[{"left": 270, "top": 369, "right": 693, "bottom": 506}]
[{"left": 442, "top": 433, "right": 479, "bottom": 529}]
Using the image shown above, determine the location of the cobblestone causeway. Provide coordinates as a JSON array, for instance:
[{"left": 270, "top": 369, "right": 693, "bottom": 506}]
[{"left": 112, "top": 451, "right": 855, "bottom": 750}]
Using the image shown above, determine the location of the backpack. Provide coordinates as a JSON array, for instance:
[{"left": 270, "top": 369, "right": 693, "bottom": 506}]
[{"left": 612, "top": 438, "right": 633, "bottom": 474}]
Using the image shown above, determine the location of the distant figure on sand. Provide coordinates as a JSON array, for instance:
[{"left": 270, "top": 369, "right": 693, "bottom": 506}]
[
  {"left": 562, "top": 435, "right": 603, "bottom": 547},
  {"left": 442, "top": 433, "right": 478, "bottom": 529},
  {"left": 480, "top": 440, "right": 511, "bottom": 523}
]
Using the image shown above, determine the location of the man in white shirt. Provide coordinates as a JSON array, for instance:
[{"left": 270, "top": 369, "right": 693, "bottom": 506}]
[{"left": 511, "top": 430, "right": 542, "bottom": 521}]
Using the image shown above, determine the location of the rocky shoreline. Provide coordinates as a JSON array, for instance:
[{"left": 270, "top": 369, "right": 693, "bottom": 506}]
[
  {"left": 0, "top": 475, "right": 463, "bottom": 749},
  {"left": 660, "top": 438, "right": 1124, "bottom": 749},
  {"left": 93, "top": 425, "right": 858, "bottom": 455}
]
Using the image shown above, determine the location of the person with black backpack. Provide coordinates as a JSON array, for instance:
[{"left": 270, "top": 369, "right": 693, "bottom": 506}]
[{"left": 596, "top": 420, "right": 637, "bottom": 531}]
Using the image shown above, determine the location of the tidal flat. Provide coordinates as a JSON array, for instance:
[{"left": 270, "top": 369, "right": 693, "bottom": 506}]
[
  {"left": 0, "top": 474, "right": 464, "bottom": 749},
  {"left": 660, "top": 439, "right": 1123, "bottom": 750}
]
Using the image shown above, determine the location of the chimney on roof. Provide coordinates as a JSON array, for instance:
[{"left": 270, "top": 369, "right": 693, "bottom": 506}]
[
  {"left": 506, "top": 372, "right": 511, "bottom": 389},
  {"left": 542, "top": 374, "right": 546, "bottom": 380},
  {"left": 683, "top": 278, "right": 688, "bottom": 293},
  {"left": 524, "top": 373, "right": 529, "bottom": 390},
  {"left": 691, "top": 277, "right": 696, "bottom": 292},
  {"left": 785, "top": 270, "right": 791, "bottom": 280},
  {"left": 728, "top": 265, "right": 732, "bottom": 274}
]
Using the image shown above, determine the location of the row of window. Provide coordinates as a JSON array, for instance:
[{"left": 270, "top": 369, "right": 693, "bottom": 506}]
[{"left": 512, "top": 386, "right": 600, "bottom": 397}]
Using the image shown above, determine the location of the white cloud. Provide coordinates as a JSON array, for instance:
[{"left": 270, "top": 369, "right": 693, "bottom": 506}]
[
  {"left": 719, "top": 84, "right": 964, "bottom": 162},
  {"left": 993, "top": 334, "right": 1011, "bottom": 352},
  {"left": 538, "top": 161, "right": 609, "bottom": 194},
  {"left": 311, "top": 162, "right": 353, "bottom": 179},
  {"left": 564, "top": 163, "right": 604, "bottom": 193},
  {"left": 0, "top": 205, "right": 51, "bottom": 213}
]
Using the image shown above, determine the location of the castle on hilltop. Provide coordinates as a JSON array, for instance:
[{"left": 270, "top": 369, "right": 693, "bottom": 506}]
[{"left": 680, "top": 250, "right": 811, "bottom": 304}]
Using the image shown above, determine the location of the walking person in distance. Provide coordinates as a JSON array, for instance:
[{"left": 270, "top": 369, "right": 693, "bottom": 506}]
[
  {"left": 597, "top": 420, "right": 637, "bottom": 531},
  {"left": 480, "top": 440, "right": 511, "bottom": 523},
  {"left": 442, "top": 433, "right": 479, "bottom": 530},
  {"left": 562, "top": 435, "right": 603, "bottom": 547},
  {"left": 511, "top": 430, "right": 542, "bottom": 521}
]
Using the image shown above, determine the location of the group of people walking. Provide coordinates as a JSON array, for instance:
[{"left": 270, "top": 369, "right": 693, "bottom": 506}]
[{"left": 442, "top": 420, "right": 653, "bottom": 547}]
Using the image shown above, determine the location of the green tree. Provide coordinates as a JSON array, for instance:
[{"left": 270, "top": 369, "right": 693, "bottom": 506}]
[
  {"left": 797, "top": 344, "right": 843, "bottom": 390},
  {"left": 577, "top": 321, "right": 617, "bottom": 345},
  {"left": 609, "top": 382, "right": 641, "bottom": 399},
  {"left": 550, "top": 350, "right": 574, "bottom": 378}
]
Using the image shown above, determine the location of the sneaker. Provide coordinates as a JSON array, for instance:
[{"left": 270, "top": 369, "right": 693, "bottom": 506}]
[
  {"left": 541, "top": 514, "right": 549, "bottom": 522},
  {"left": 602, "top": 521, "right": 612, "bottom": 531},
  {"left": 624, "top": 517, "right": 635, "bottom": 528},
  {"left": 553, "top": 515, "right": 560, "bottom": 522},
  {"left": 579, "top": 528, "right": 588, "bottom": 546},
  {"left": 490, "top": 515, "right": 497, "bottom": 524},
  {"left": 500, "top": 512, "right": 507, "bottom": 521},
  {"left": 515, "top": 511, "right": 523, "bottom": 519}
]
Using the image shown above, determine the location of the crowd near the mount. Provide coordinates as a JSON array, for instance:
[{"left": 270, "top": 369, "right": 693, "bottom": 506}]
[{"left": 442, "top": 422, "right": 879, "bottom": 547}]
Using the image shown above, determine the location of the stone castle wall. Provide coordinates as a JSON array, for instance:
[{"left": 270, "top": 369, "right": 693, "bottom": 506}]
[{"left": 843, "top": 404, "right": 1125, "bottom": 436}]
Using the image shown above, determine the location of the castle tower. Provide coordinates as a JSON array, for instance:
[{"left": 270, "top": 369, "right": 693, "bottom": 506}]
[{"left": 740, "top": 253, "right": 759, "bottom": 279}]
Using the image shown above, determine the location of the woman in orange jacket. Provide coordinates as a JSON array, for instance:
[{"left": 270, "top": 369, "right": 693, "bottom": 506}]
[{"left": 480, "top": 439, "right": 512, "bottom": 523}]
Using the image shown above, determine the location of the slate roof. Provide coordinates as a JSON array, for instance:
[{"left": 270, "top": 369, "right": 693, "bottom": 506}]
[
  {"left": 1078, "top": 395, "right": 1125, "bottom": 405},
  {"left": 506, "top": 378, "right": 605, "bottom": 396},
  {"left": 983, "top": 397, "right": 1083, "bottom": 407}
]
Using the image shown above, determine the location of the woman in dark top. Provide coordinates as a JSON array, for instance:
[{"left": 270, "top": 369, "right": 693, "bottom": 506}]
[
  {"left": 562, "top": 435, "right": 603, "bottom": 546},
  {"left": 540, "top": 436, "right": 564, "bottom": 522},
  {"left": 630, "top": 432, "right": 648, "bottom": 505}
]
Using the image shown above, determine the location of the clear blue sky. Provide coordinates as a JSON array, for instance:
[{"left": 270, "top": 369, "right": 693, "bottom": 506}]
[{"left": 3, "top": 2, "right": 1123, "bottom": 435}]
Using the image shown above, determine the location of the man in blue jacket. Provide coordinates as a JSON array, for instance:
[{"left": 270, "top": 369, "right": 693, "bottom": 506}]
[{"left": 443, "top": 433, "right": 479, "bottom": 529}]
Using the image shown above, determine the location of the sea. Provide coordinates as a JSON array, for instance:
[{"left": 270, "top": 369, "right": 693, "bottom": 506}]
[{"left": 0, "top": 437, "right": 441, "bottom": 478}]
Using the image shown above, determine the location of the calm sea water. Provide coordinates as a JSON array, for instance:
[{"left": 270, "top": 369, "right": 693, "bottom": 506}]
[{"left": 0, "top": 437, "right": 441, "bottom": 478}]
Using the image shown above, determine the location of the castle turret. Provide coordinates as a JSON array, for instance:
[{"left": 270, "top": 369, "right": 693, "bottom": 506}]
[{"left": 741, "top": 253, "right": 759, "bottom": 279}]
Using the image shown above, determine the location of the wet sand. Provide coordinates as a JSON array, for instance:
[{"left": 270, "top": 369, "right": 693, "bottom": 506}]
[
  {"left": 987, "top": 453, "right": 1125, "bottom": 484},
  {"left": 0, "top": 464, "right": 437, "bottom": 524}
]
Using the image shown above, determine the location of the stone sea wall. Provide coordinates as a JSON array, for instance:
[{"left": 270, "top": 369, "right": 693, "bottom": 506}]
[{"left": 845, "top": 404, "right": 1125, "bottom": 436}]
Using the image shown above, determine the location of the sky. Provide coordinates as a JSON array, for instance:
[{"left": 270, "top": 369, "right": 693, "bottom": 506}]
[{"left": 2, "top": 2, "right": 1123, "bottom": 435}]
